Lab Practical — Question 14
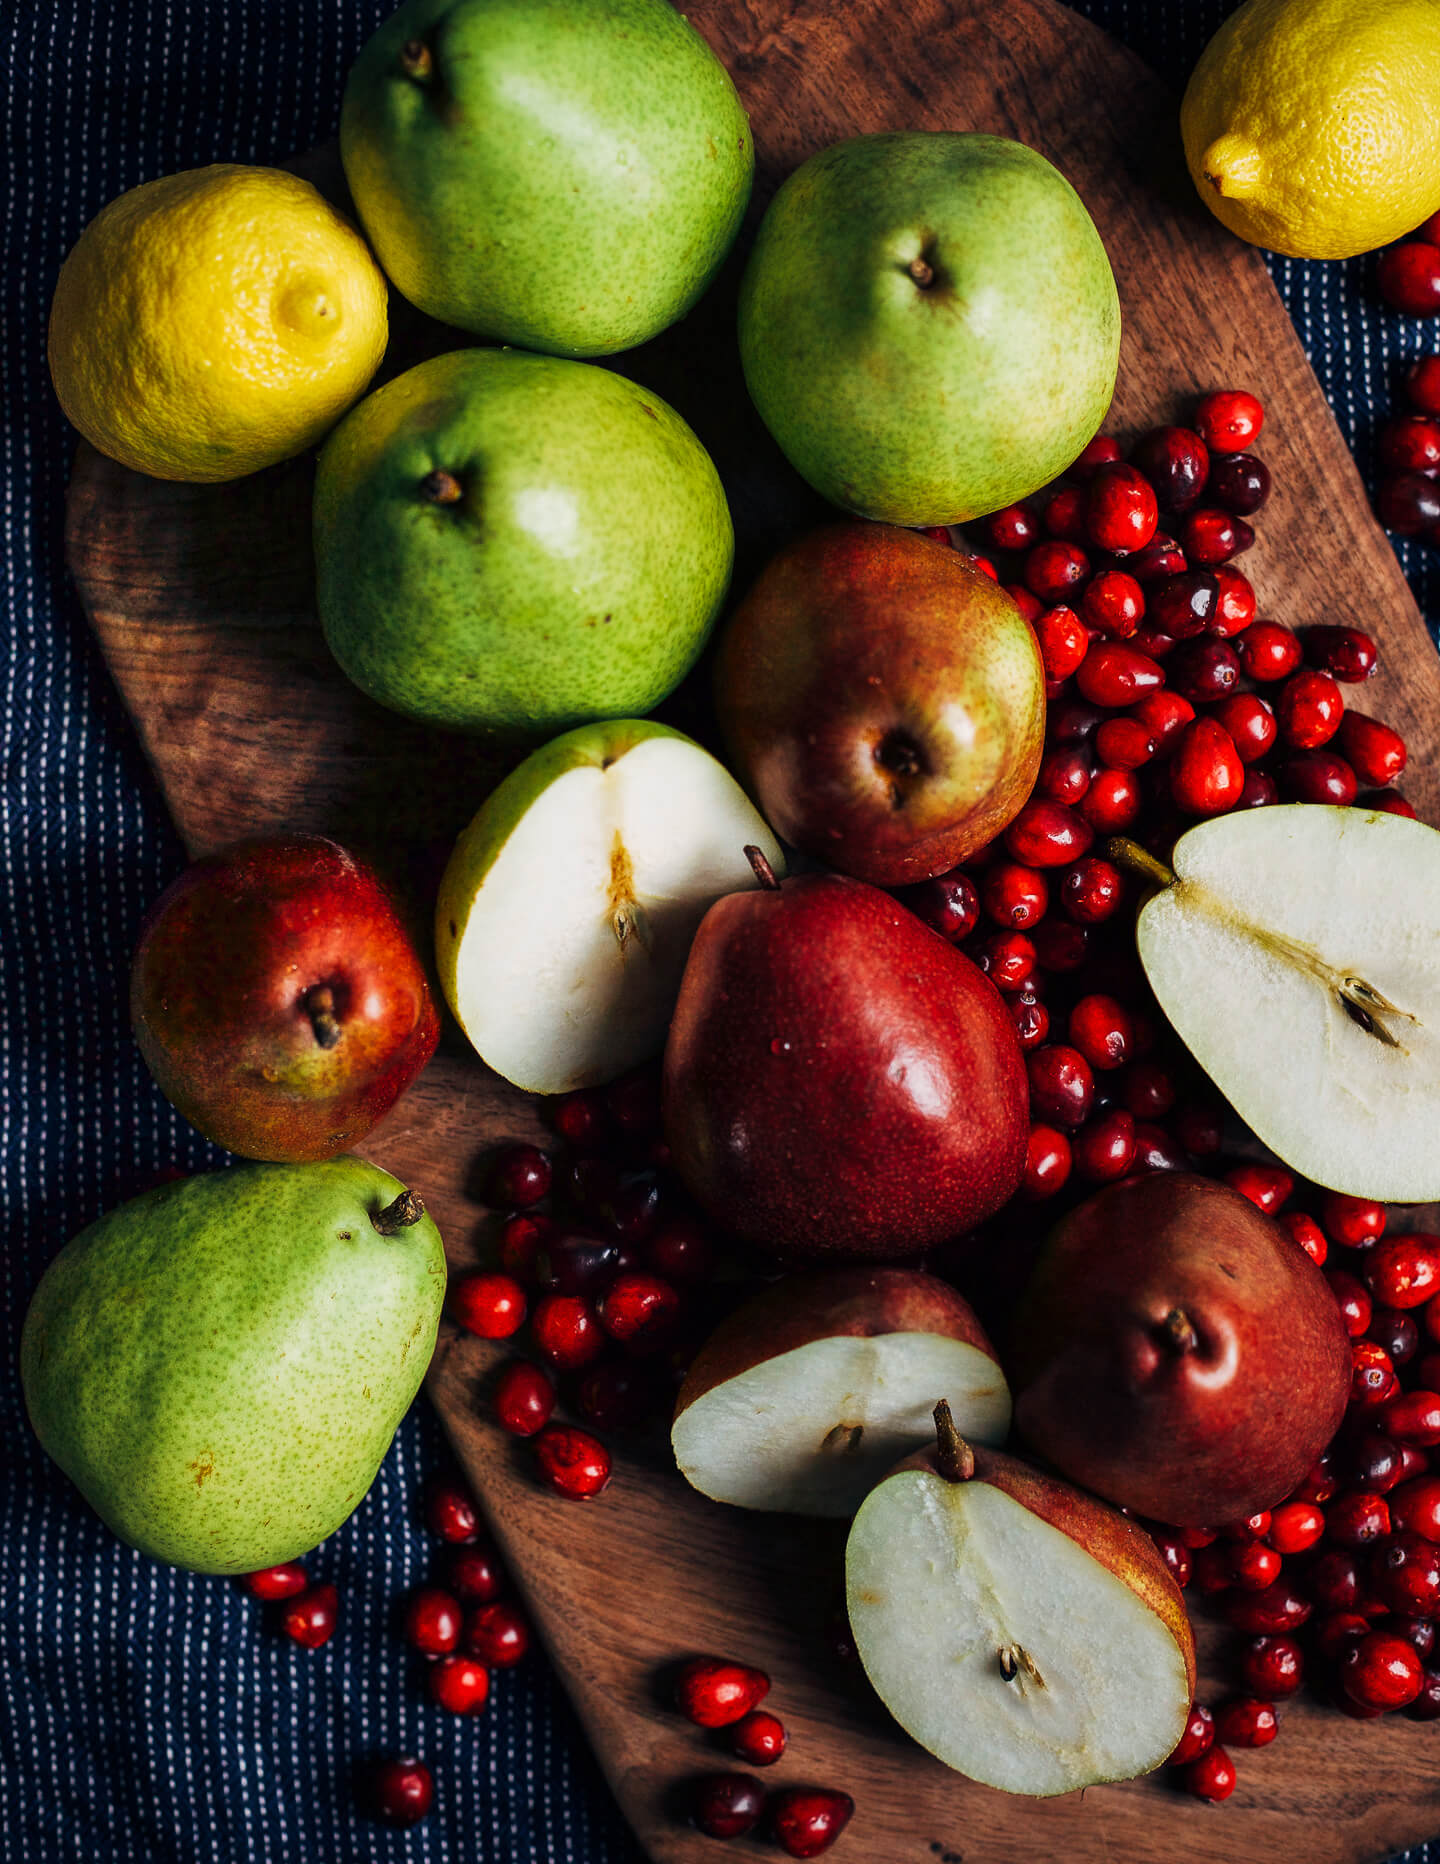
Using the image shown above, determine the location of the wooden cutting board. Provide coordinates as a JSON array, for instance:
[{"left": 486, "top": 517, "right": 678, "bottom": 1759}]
[{"left": 64, "top": 0, "right": 1440, "bottom": 1858}]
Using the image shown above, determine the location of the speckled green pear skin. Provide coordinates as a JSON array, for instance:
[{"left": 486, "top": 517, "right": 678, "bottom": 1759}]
[
  {"left": 19, "top": 1160, "right": 446, "bottom": 1574},
  {"left": 738, "top": 132, "right": 1121, "bottom": 525},
  {"left": 340, "top": 0, "right": 753, "bottom": 355},
  {"left": 315, "top": 348, "right": 734, "bottom": 737}
]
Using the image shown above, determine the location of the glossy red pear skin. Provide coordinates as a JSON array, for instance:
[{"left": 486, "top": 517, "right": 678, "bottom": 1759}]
[
  {"left": 674, "top": 1269, "right": 1004, "bottom": 1423},
  {"left": 1010, "top": 1174, "right": 1351, "bottom": 1525},
  {"left": 714, "top": 524, "right": 1045, "bottom": 886},
  {"left": 131, "top": 835, "right": 439, "bottom": 1161},
  {"left": 663, "top": 874, "right": 1028, "bottom": 1259}
]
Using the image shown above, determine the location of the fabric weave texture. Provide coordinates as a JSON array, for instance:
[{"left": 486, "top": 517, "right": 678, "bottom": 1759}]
[{"left": 2, "top": 2, "right": 1436, "bottom": 1860}]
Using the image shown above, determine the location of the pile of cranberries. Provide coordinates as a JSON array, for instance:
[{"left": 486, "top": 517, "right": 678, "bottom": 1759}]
[{"left": 1370, "top": 208, "right": 1440, "bottom": 547}]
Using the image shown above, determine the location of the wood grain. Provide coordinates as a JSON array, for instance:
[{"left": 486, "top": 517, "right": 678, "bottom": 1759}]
[{"left": 65, "top": 0, "right": 1440, "bottom": 1858}]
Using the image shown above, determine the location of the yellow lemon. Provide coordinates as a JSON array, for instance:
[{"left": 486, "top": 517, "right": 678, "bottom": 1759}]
[
  {"left": 1181, "top": 0, "right": 1440, "bottom": 261},
  {"left": 48, "top": 165, "right": 388, "bottom": 482}
]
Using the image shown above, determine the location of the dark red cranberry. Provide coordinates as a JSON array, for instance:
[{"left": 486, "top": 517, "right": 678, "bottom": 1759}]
[
  {"left": 972, "top": 929, "right": 1037, "bottom": 991},
  {"left": 1094, "top": 717, "right": 1156, "bottom": 770},
  {"left": 1021, "top": 1123, "right": 1072, "bottom": 1199},
  {"left": 604, "top": 1069, "right": 662, "bottom": 1136},
  {"left": 892, "top": 868, "right": 981, "bottom": 943},
  {"left": 1006, "top": 582, "right": 1043, "bottom": 621},
  {"left": 730, "top": 1710, "right": 788, "bottom": 1767},
  {"left": 1209, "top": 692, "right": 1276, "bottom": 763},
  {"left": 1370, "top": 1531, "right": 1440, "bottom": 1616},
  {"left": 405, "top": 1586, "right": 463, "bottom": 1657},
  {"left": 1125, "top": 531, "right": 1188, "bottom": 582},
  {"left": 1278, "top": 751, "right": 1357, "bottom": 807},
  {"left": 1242, "top": 1635, "right": 1304, "bottom": 1699},
  {"left": 1195, "top": 389, "right": 1264, "bottom": 453},
  {"left": 1026, "top": 1044, "right": 1095, "bottom": 1129},
  {"left": 1130, "top": 425, "right": 1210, "bottom": 511},
  {"left": 1044, "top": 483, "right": 1089, "bottom": 540},
  {"left": 1327, "top": 1268, "right": 1374, "bottom": 1337},
  {"left": 1048, "top": 697, "right": 1106, "bottom": 743},
  {"left": 1236, "top": 768, "right": 1278, "bottom": 808},
  {"left": 452, "top": 1270, "right": 527, "bottom": 1340},
  {"left": 1149, "top": 1529, "right": 1192, "bottom": 1588},
  {"left": 1366, "top": 1306, "right": 1418, "bottom": 1366},
  {"left": 1391, "top": 1475, "right": 1440, "bottom": 1540},
  {"left": 1337, "top": 713, "right": 1407, "bottom": 787},
  {"left": 1406, "top": 1669, "right": 1440, "bottom": 1720},
  {"left": 985, "top": 501, "right": 1042, "bottom": 553},
  {"left": 1328, "top": 1491, "right": 1392, "bottom": 1549},
  {"left": 1214, "top": 1698, "right": 1277, "bottom": 1748},
  {"left": 1181, "top": 507, "right": 1245, "bottom": 566},
  {"left": 1004, "top": 799, "right": 1094, "bottom": 867},
  {"left": 488, "top": 1144, "right": 552, "bottom": 1210},
  {"left": 690, "top": 1774, "right": 767, "bottom": 1840},
  {"left": 445, "top": 1544, "right": 505, "bottom": 1604},
  {"left": 982, "top": 861, "right": 1049, "bottom": 929},
  {"left": 1072, "top": 1110, "right": 1137, "bottom": 1183},
  {"left": 1168, "top": 637, "right": 1240, "bottom": 704},
  {"left": 533, "top": 1424, "right": 612, "bottom": 1499},
  {"left": 1340, "top": 1630, "right": 1424, "bottom": 1710},
  {"left": 1024, "top": 540, "right": 1091, "bottom": 604},
  {"left": 646, "top": 1217, "right": 714, "bottom": 1285},
  {"left": 1082, "top": 569, "right": 1145, "bottom": 638},
  {"left": 1307, "top": 1549, "right": 1361, "bottom": 1612},
  {"left": 1382, "top": 1390, "right": 1440, "bottom": 1447},
  {"left": 244, "top": 1563, "right": 309, "bottom": 1601},
  {"left": 1408, "top": 354, "right": 1440, "bottom": 414},
  {"left": 425, "top": 1480, "right": 481, "bottom": 1544},
  {"left": 1086, "top": 463, "right": 1158, "bottom": 554},
  {"left": 1351, "top": 1338, "right": 1401, "bottom": 1407},
  {"left": 1335, "top": 1429, "right": 1401, "bottom": 1493},
  {"left": 1224, "top": 1581, "right": 1312, "bottom": 1633},
  {"left": 1379, "top": 413, "right": 1440, "bottom": 474},
  {"left": 1378, "top": 241, "right": 1440, "bottom": 315},
  {"left": 598, "top": 1271, "right": 682, "bottom": 1350},
  {"left": 498, "top": 1212, "right": 550, "bottom": 1278},
  {"left": 1009, "top": 990, "right": 1051, "bottom": 1050},
  {"left": 465, "top": 1597, "right": 530, "bottom": 1668},
  {"left": 769, "top": 1787, "right": 855, "bottom": 1858},
  {"left": 531, "top": 1293, "right": 604, "bottom": 1369},
  {"left": 1036, "top": 746, "right": 1093, "bottom": 808},
  {"left": 576, "top": 1357, "right": 662, "bottom": 1429},
  {"left": 1030, "top": 918, "right": 1089, "bottom": 975},
  {"left": 1059, "top": 856, "right": 1124, "bottom": 924},
  {"left": 493, "top": 1359, "right": 556, "bottom": 1437},
  {"left": 1377, "top": 470, "right": 1440, "bottom": 535},
  {"left": 1170, "top": 717, "right": 1245, "bottom": 814},
  {"left": 1080, "top": 768, "right": 1143, "bottom": 834},
  {"left": 1147, "top": 569, "right": 1220, "bottom": 640},
  {"left": 368, "top": 1756, "right": 433, "bottom": 1827},
  {"left": 1169, "top": 1701, "right": 1214, "bottom": 1763},
  {"left": 1123, "top": 1062, "right": 1175, "bottom": 1121},
  {"left": 1182, "top": 1746, "right": 1236, "bottom": 1801},
  {"left": 675, "top": 1656, "right": 770, "bottom": 1728},
  {"left": 1207, "top": 452, "right": 1271, "bottom": 515},
  {"left": 1174, "top": 1102, "right": 1223, "bottom": 1158},
  {"left": 1315, "top": 1611, "right": 1373, "bottom": 1661},
  {"left": 1303, "top": 626, "right": 1378, "bottom": 686},
  {"left": 1070, "top": 434, "right": 1123, "bottom": 478},
  {"left": 281, "top": 1583, "right": 339, "bottom": 1650}
]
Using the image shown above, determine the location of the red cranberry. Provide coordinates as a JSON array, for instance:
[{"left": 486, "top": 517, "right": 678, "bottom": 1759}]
[
  {"left": 280, "top": 1582, "right": 339, "bottom": 1650},
  {"left": 1235, "top": 620, "right": 1302, "bottom": 682},
  {"left": 1307, "top": 1550, "right": 1361, "bottom": 1611},
  {"left": 465, "top": 1597, "right": 530, "bottom": 1667},
  {"left": 1183, "top": 1745, "right": 1236, "bottom": 1801},
  {"left": 1408, "top": 354, "right": 1440, "bottom": 414},
  {"left": 982, "top": 861, "right": 1049, "bottom": 929},
  {"left": 1070, "top": 434, "right": 1124, "bottom": 478},
  {"left": 1149, "top": 1529, "right": 1192, "bottom": 1588},
  {"left": 1170, "top": 1701, "right": 1214, "bottom": 1764},
  {"left": 1377, "top": 470, "right": 1440, "bottom": 534},
  {"left": 531, "top": 1293, "right": 604, "bottom": 1369},
  {"left": 1223, "top": 1163, "right": 1292, "bottom": 1214},
  {"left": 1391, "top": 1476, "right": 1440, "bottom": 1540},
  {"left": 425, "top": 1480, "right": 481, "bottom": 1544},
  {"left": 1075, "top": 643, "right": 1165, "bottom": 707},
  {"left": 1006, "top": 582, "right": 1043, "bottom": 621},
  {"left": 1181, "top": 507, "right": 1245, "bottom": 566},
  {"left": 675, "top": 1656, "right": 770, "bottom": 1728},
  {"left": 604, "top": 1068, "right": 663, "bottom": 1136},
  {"left": 1351, "top": 1338, "right": 1401, "bottom": 1407},
  {"left": 1009, "top": 992, "right": 1051, "bottom": 1050},
  {"left": 1337, "top": 713, "right": 1407, "bottom": 787},
  {"left": 1209, "top": 692, "right": 1276, "bottom": 763},
  {"left": 1033, "top": 605, "right": 1089, "bottom": 682},
  {"left": 1229, "top": 1542, "right": 1284, "bottom": 1591},
  {"left": 691, "top": 1774, "right": 767, "bottom": 1841},
  {"left": 1365, "top": 1234, "right": 1440, "bottom": 1308},
  {"left": 972, "top": 929, "right": 1037, "bottom": 991},
  {"left": 1195, "top": 389, "right": 1264, "bottom": 453},
  {"left": 1210, "top": 565, "right": 1257, "bottom": 635},
  {"left": 1082, "top": 570, "right": 1145, "bottom": 638},
  {"left": 1080, "top": 768, "right": 1143, "bottom": 833},
  {"left": 493, "top": 1359, "right": 556, "bottom": 1438},
  {"left": 1086, "top": 463, "right": 1159, "bottom": 554},
  {"left": 1191, "top": 1543, "right": 1235, "bottom": 1595},
  {"left": 1340, "top": 1630, "right": 1424, "bottom": 1710},
  {"left": 551, "top": 1090, "right": 609, "bottom": 1147},
  {"left": 1369, "top": 1530, "right": 1440, "bottom": 1615},
  {"left": 985, "top": 501, "right": 1041, "bottom": 553},
  {"left": 1335, "top": 1429, "right": 1401, "bottom": 1493},
  {"left": 1004, "top": 799, "right": 1094, "bottom": 867},
  {"left": 1048, "top": 697, "right": 1106, "bottom": 743},
  {"left": 1036, "top": 745, "right": 1093, "bottom": 806},
  {"left": 1406, "top": 1669, "right": 1440, "bottom": 1721},
  {"left": 1378, "top": 241, "right": 1440, "bottom": 315},
  {"left": 452, "top": 1270, "right": 527, "bottom": 1340},
  {"left": 1147, "top": 569, "right": 1220, "bottom": 640},
  {"left": 1067, "top": 994, "right": 1134, "bottom": 1071},
  {"left": 892, "top": 868, "right": 981, "bottom": 943},
  {"left": 1224, "top": 1581, "right": 1312, "bottom": 1633},
  {"left": 368, "top": 1755, "right": 433, "bottom": 1826},
  {"left": 1323, "top": 1193, "right": 1387, "bottom": 1248},
  {"left": 1277, "top": 669, "right": 1344, "bottom": 748},
  {"left": 1024, "top": 540, "right": 1091, "bottom": 605},
  {"left": 445, "top": 1544, "right": 505, "bottom": 1603},
  {"left": 1237, "top": 769, "right": 1278, "bottom": 809},
  {"left": 598, "top": 1271, "right": 682, "bottom": 1350},
  {"left": 1168, "top": 637, "right": 1240, "bottom": 704},
  {"left": 1242, "top": 1634, "right": 1304, "bottom": 1698},
  {"left": 498, "top": 1212, "right": 550, "bottom": 1278},
  {"left": 488, "top": 1143, "right": 552, "bottom": 1209},
  {"left": 1316, "top": 1612, "right": 1373, "bottom": 1661},
  {"left": 966, "top": 553, "right": 998, "bottom": 581},
  {"left": 1279, "top": 751, "right": 1357, "bottom": 807},
  {"left": 1170, "top": 717, "right": 1245, "bottom": 815},
  {"left": 769, "top": 1787, "right": 855, "bottom": 1858},
  {"left": 1207, "top": 452, "right": 1271, "bottom": 515},
  {"left": 1327, "top": 1268, "right": 1374, "bottom": 1337},
  {"left": 1219, "top": 1510, "right": 1273, "bottom": 1542},
  {"left": 1125, "top": 531, "right": 1188, "bottom": 581},
  {"left": 1131, "top": 425, "right": 1210, "bottom": 511},
  {"left": 1379, "top": 412, "right": 1440, "bottom": 474},
  {"left": 1021, "top": 1123, "right": 1072, "bottom": 1199},
  {"left": 1214, "top": 1698, "right": 1277, "bottom": 1748},
  {"left": 1300, "top": 629, "right": 1378, "bottom": 690},
  {"left": 1130, "top": 689, "right": 1195, "bottom": 748},
  {"left": 405, "top": 1586, "right": 462, "bottom": 1657},
  {"left": 730, "top": 1710, "right": 787, "bottom": 1767},
  {"left": 1329, "top": 1491, "right": 1392, "bottom": 1550},
  {"left": 1094, "top": 717, "right": 1156, "bottom": 770},
  {"left": 1361, "top": 786, "right": 1416, "bottom": 817},
  {"left": 1381, "top": 1390, "right": 1440, "bottom": 1448},
  {"left": 533, "top": 1424, "right": 611, "bottom": 1499},
  {"left": 1044, "top": 483, "right": 1089, "bottom": 540},
  {"left": 430, "top": 1653, "right": 491, "bottom": 1714},
  {"left": 1123, "top": 1062, "right": 1175, "bottom": 1120},
  {"left": 244, "top": 1563, "right": 309, "bottom": 1601},
  {"left": 1026, "top": 1044, "right": 1095, "bottom": 1129},
  {"left": 1367, "top": 1306, "right": 1418, "bottom": 1365},
  {"left": 1072, "top": 1110, "right": 1137, "bottom": 1183}
]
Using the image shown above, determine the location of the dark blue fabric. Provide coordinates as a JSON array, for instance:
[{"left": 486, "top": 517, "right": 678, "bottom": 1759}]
[{"left": 2, "top": 3, "right": 1436, "bottom": 1861}]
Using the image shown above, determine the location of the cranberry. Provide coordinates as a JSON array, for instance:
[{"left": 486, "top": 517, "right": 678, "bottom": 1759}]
[
  {"left": 445, "top": 1544, "right": 505, "bottom": 1603},
  {"left": 1067, "top": 994, "right": 1133, "bottom": 1071},
  {"left": 1080, "top": 768, "right": 1143, "bottom": 834},
  {"left": 1407, "top": 1670, "right": 1440, "bottom": 1721},
  {"left": 1032, "top": 604, "right": 1089, "bottom": 682},
  {"left": 1175, "top": 1103, "right": 1223, "bottom": 1158},
  {"left": 1044, "top": 483, "right": 1089, "bottom": 540},
  {"left": 1075, "top": 643, "right": 1165, "bottom": 707},
  {"left": 1382, "top": 1391, "right": 1440, "bottom": 1448},
  {"left": 1004, "top": 799, "right": 1094, "bottom": 867},
  {"left": 1072, "top": 1110, "right": 1137, "bottom": 1183},
  {"left": 675, "top": 1656, "right": 770, "bottom": 1728},
  {"left": 1024, "top": 540, "right": 1090, "bottom": 605},
  {"left": 1277, "top": 669, "right": 1344, "bottom": 749},
  {"left": 1169, "top": 1702, "right": 1214, "bottom": 1763},
  {"left": 452, "top": 1270, "right": 527, "bottom": 1340},
  {"left": 1094, "top": 717, "right": 1156, "bottom": 770},
  {"left": 1329, "top": 1490, "right": 1392, "bottom": 1551},
  {"left": 1340, "top": 1630, "right": 1424, "bottom": 1711},
  {"left": 1237, "top": 769, "right": 1278, "bottom": 809},
  {"left": 1147, "top": 569, "right": 1220, "bottom": 640},
  {"left": 531, "top": 1293, "right": 605, "bottom": 1369},
  {"left": 1307, "top": 1549, "right": 1361, "bottom": 1611},
  {"left": 1032, "top": 920, "right": 1090, "bottom": 975},
  {"left": 497, "top": 1212, "right": 550, "bottom": 1278},
  {"left": 1183, "top": 1745, "right": 1236, "bottom": 1801},
  {"left": 1352, "top": 1339, "right": 1401, "bottom": 1407},
  {"left": 1369, "top": 1530, "right": 1440, "bottom": 1616},
  {"left": 1323, "top": 1193, "right": 1387, "bottom": 1248},
  {"left": 1221, "top": 1510, "right": 1274, "bottom": 1542},
  {"left": 1337, "top": 713, "right": 1407, "bottom": 787},
  {"left": 368, "top": 1755, "right": 433, "bottom": 1827},
  {"left": 1130, "top": 688, "right": 1195, "bottom": 748},
  {"left": 488, "top": 1144, "right": 552, "bottom": 1209},
  {"left": 1180, "top": 1526, "right": 1219, "bottom": 1549},
  {"left": 1408, "top": 354, "right": 1440, "bottom": 414},
  {"left": 1122, "top": 1063, "right": 1174, "bottom": 1121},
  {"left": 1082, "top": 570, "right": 1145, "bottom": 638},
  {"left": 1281, "top": 752, "right": 1358, "bottom": 808},
  {"left": 598, "top": 1271, "right": 682, "bottom": 1350},
  {"left": 1049, "top": 697, "right": 1106, "bottom": 743},
  {"left": 1009, "top": 992, "right": 1051, "bottom": 1049},
  {"left": 1315, "top": 1611, "right": 1372, "bottom": 1660},
  {"left": 464, "top": 1597, "right": 530, "bottom": 1667},
  {"left": 243, "top": 1563, "right": 308, "bottom": 1601},
  {"left": 1223, "top": 1163, "right": 1292, "bottom": 1214},
  {"left": 1277, "top": 1211, "right": 1326, "bottom": 1266},
  {"left": 1207, "top": 452, "right": 1271, "bottom": 515},
  {"left": 1036, "top": 745, "right": 1093, "bottom": 807},
  {"left": 1214, "top": 1698, "right": 1277, "bottom": 1748},
  {"left": 1377, "top": 470, "right": 1440, "bottom": 534},
  {"left": 1181, "top": 507, "right": 1245, "bottom": 566},
  {"left": 892, "top": 868, "right": 981, "bottom": 943},
  {"left": 551, "top": 1090, "right": 609, "bottom": 1147},
  {"left": 1379, "top": 412, "right": 1440, "bottom": 474},
  {"left": 532, "top": 1232, "right": 618, "bottom": 1296},
  {"left": 1006, "top": 583, "right": 1043, "bottom": 621},
  {"left": 1086, "top": 463, "right": 1158, "bottom": 554},
  {"left": 982, "top": 861, "right": 1049, "bottom": 929},
  {"left": 1327, "top": 1268, "right": 1373, "bottom": 1336},
  {"left": 1131, "top": 425, "right": 1210, "bottom": 511},
  {"left": 1234, "top": 620, "right": 1302, "bottom": 683},
  {"left": 430, "top": 1653, "right": 491, "bottom": 1714},
  {"left": 1021, "top": 1123, "right": 1072, "bottom": 1198},
  {"left": 1191, "top": 1543, "right": 1234, "bottom": 1595},
  {"left": 493, "top": 1359, "right": 556, "bottom": 1438},
  {"left": 1211, "top": 565, "right": 1257, "bottom": 635},
  {"left": 1365, "top": 1233, "right": 1440, "bottom": 1308},
  {"left": 1336, "top": 1428, "right": 1401, "bottom": 1493},
  {"left": 1233, "top": 1542, "right": 1286, "bottom": 1590},
  {"left": 1149, "top": 1529, "right": 1192, "bottom": 1588},
  {"left": 968, "top": 554, "right": 998, "bottom": 581},
  {"left": 533, "top": 1424, "right": 611, "bottom": 1499},
  {"left": 973, "top": 930, "right": 1037, "bottom": 991},
  {"left": 1378, "top": 241, "right": 1440, "bottom": 315},
  {"left": 1168, "top": 637, "right": 1240, "bottom": 704},
  {"left": 604, "top": 1068, "right": 662, "bottom": 1136},
  {"left": 1303, "top": 625, "right": 1380, "bottom": 688},
  {"left": 425, "top": 1479, "right": 481, "bottom": 1544},
  {"left": 1126, "top": 532, "right": 1188, "bottom": 581},
  {"left": 1224, "top": 1581, "right": 1312, "bottom": 1633},
  {"left": 1242, "top": 1635, "right": 1304, "bottom": 1698},
  {"left": 576, "top": 1358, "right": 662, "bottom": 1429},
  {"left": 1209, "top": 692, "right": 1276, "bottom": 763},
  {"left": 1071, "top": 434, "right": 1124, "bottom": 478},
  {"left": 1391, "top": 1476, "right": 1440, "bottom": 1540},
  {"left": 405, "top": 1586, "right": 463, "bottom": 1657},
  {"left": 1170, "top": 717, "right": 1245, "bottom": 815},
  {"left": 769, "top": 1787, "right": 855, "bottom": 1859},
  {"left": 1055, "top": 860, "right": 1122, "bottom": 929},
  {"left": 730, "top": 1710, "right": 787, "bottom": 1767},
  {"left": 1195, "top": 389, "right": 1264, "bottom": 453},
  {"left": 280, "top": 1582, "right": 339, "bottom": 1650},
  {"left": 1026, "top": 1044, "right": 1095, "bottom": 1129},
  {"left": 691, "top": 1774, "right": 768, "bottom": 1840},
  {"left": 646, "top": 1217, "right": 714, "bottom": 1285},
  {"left": 1367, "top": 1306, "right": 1418, "bottom": 1365},
  {"left": 1401, "top": 1444, "right": 1432, "bottom": 1480},
  {"left": 985, "top": 501, "right": 1042, "bottom": 553}
]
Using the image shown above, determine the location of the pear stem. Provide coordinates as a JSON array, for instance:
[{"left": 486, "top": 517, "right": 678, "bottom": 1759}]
[
  {"left": 419, "top": 469, "right": 463, "bottom": 506},
  {"left": 304, "top": 984, "right": 341, "bottom": 1050},
  {"left": 744, "top": 845, "right": 781, "bottom": 891},
  {"left": 933, "top": 1399, "right": 976, "bottom": 1484},
  {"left": 400, "top": 38, "right": 433, "bottom": 81},
  {"left": 908, "top": 255, "right": 935, "bottom": 289},
  {"left": 373, "top": 1189, "right": 425, "bottom": 1235},
  {"left": 1162, "top": 1307, "right": 1199, "bottom": 1354},
  {"left": 1102, "top": 837, "right": 1176, "bottom": 890}
]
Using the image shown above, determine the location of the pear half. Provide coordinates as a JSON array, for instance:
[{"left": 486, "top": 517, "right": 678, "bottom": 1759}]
[
  {"left": 1121, "top": 805, "right": 1440, "bottom": 1201},
  {"left": 846, "top": 1406, "right": 1194, "bottom": 1796},
  {"left": 437, "top": 720, "right": 783, "bottom": 1093}
]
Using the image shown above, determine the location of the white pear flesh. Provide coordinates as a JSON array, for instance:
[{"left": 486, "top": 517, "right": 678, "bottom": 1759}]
[
  {"left": 672, "top": 1332, "right": 1011, "bottom": 1517},
  {"left": 1134, "top": 805, "right": 1440, "bottom": 1201},
  {"left": 847, "top": 1469, "right": 1191, "bottom": 1795},
  {"left": 437, "top": 723, "right": 783, "bottom": 1093}
]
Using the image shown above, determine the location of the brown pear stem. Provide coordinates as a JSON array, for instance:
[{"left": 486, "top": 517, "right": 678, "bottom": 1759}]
[
  {"left": 933, "top": 1400, "right": 976, "bottom": 1484},
  {"left": 419, "top": 468, "right": 463, "bottom": 505},
  {"left": 304, "top": 984, "right": 341, "bottom": 1050},
  {"left": 908, "top": 256, "right": 935, "bottom": 288},
  {"left": 1162, "top": 1307, "right": 1199, "bottom": 1354},
  {"left": 1102, "top": 837, "right": 1176, "bottom": 890},
  {"left": 373, "top": 1189, "right": 425, "bottom": 1235},
  {"left": 744, "top": 845, "right": 781, "bottom": 891},
  {"left": 400, "top": 38, "right": 433, "bottom": 80}
]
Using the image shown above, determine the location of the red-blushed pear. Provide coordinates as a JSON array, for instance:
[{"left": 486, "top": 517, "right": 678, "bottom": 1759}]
[
  {"left": 1009, "top": 1173, "right": 1351, "bottom": 1526},
  {"left": 671, "top": 1269, "right": 1011, "bottom": 1516},
  {"left": 131, "top": 835, "right": 438, "bottom": 1162},
  {"left": 662, "top": 855, "right": 1029, "bottom": 1260},
  {"left": 846, "top": 1403, "right": 1195, "bottom": 1796},
  {"left": 713, "top": 524, "right": 1045, "bottom": 887}
]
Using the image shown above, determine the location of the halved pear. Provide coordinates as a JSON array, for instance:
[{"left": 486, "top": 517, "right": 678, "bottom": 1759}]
[
  {"left": 1119, "top": 805, "right": 1440, "bottom": 1200},
  {"left": 436, "top": 720, "right": 783, "bottom": 1093},
  {"left": 846, "top": 1406, "right": 1195, "bottom": 1797},
  {"left": 671, "top": 1270, "right": 1011, "bottom": 1517}
]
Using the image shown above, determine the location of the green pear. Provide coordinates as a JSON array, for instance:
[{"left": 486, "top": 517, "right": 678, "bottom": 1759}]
[
  {"left": 340, "top": 0, "right": 753, "bottom": 356},
  {"left": 738, "top": 133, "right": 1121, "bottom": 525},
  {"left": 436, "top": 717, "right": 783, "bottom": 1093},
  {"left": 315, "top": 347, "right": 734, "bottom": 736},
  {"left": 20, "top": 1159, "right": 446, "bottom": 1573}
]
